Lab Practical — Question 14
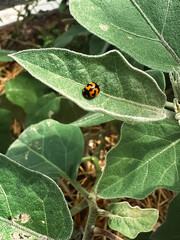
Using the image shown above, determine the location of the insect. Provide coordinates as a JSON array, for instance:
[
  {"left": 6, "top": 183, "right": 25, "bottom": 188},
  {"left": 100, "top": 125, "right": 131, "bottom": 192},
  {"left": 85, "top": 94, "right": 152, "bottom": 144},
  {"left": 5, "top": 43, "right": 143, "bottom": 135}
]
[{"left": 82, "top": 82, "right": 100, "bottom": 99}]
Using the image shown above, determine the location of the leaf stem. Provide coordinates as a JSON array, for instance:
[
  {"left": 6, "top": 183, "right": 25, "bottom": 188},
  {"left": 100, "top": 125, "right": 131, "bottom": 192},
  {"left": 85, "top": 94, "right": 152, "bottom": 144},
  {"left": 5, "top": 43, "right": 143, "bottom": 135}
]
[
  {"left": 82, "top": 193, "right": 99, "bottom": 240},
  {"left": 165, "top": 101, "right": 174, "bottom": 110},
  {"left": 70, "top": 199, "right": 88, "bottom": 216}
]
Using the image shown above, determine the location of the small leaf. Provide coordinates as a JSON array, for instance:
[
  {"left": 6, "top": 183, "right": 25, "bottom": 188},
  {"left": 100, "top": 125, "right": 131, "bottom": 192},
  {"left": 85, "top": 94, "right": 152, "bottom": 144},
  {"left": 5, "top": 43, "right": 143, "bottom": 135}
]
[
  {"left": 146, "top": 70, "right": 166, "bottom": 92},
  {"left": 0, "top": 49, "right": 15, "bottom": 62},
  {"left": 70, "top": 0, "right": 180, "bottom": 72},
  {"left": 0, "top": 154, "right": 73, "bottom": 240},
  {"left": 89, "top": 35, "right": 109, "bottom": 55},
  {"left": 10, "top": 49, "right": 166, "bottom": 122},
  {"left": 54, "top": 24, "right": 89, "bottom": 48},
  {"left": 97, "top": 119, "right": 180, "bottom": 199},
  {"left": 5, "top": 72, "right": 49, "bottom": 113},
  {"left": 108, "top": 202, "right": 158, "bottom": 239},
  {"left": 151, "top": 194, "right": 180, "bottom": 240},
  {"left": 6, "top": 119, "right": 84, "bottom": 180},
  {"left": 25, "top": 92, "right": 61, "bottom": 127},
  {"left": 0, "top": 108, "right": 11, "bottom": 153}
]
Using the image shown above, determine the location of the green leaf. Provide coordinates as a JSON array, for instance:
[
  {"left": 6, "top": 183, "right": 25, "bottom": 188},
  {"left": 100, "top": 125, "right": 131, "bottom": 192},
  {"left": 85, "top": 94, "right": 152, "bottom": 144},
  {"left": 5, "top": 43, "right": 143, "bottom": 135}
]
[
  {"left": 89, "top": 35, "right": 110, "bottom": 55},
  {"left": 0, "top": 108, "right": 11, "bottom": 153},
  {"left": 6, "top": 119, "right": 84, "bottom": 180},
  {"left": 25, "top": 92, "right": 61, "bottom": 127},
  {"left": 70, "top": 0, "right": 180, "bottom": 72},
  {"left": 9, "top": 49, "right": 166, "bottom": 123},
  {"left": 150, "top": 194, "right": 180, "bottom": 240},
  {"left": 0, "top": 154, "right": 73, "bottom": 240},
  {"left": 108, "top": 202, "right": 158, "bottom": 239},
  {"left": 146, "top": 70, "right": 166, "bottom": 92},
  {"left": 54, "top": 24, "right": 89, "bottom": 48},
  {"left": 54, "top": 97, "right": 87, "bottom": 124},
  {"left": 0, "top": 50, "right": 15, "bottom": 62},
  {"left": 97, "top": 119, "right": 180, "bottom": 199},
  {"left": 5, "top": 72, "right": 49, "bottom": 113},
  {"left": 71, "top": 112, "right": 114, "bottom": 127}
]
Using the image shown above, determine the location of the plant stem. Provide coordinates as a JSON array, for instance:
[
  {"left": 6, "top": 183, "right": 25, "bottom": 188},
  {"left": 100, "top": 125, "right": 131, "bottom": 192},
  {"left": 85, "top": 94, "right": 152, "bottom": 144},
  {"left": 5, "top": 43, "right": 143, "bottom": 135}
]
[
  {"left": 70, "top": 199, "right": 88, "bottom": 217},
  {"left": 82, "top": 193, "right": 99, "bottom": 240},
  {"left": 67, "top": 177, "right": 90, "bottom": 200},
  {"left": 165, "top": 101, "right": 174, "bottom": 110},
  {"left": 94, "top": 227, "right": 124, "bottom": 240}
]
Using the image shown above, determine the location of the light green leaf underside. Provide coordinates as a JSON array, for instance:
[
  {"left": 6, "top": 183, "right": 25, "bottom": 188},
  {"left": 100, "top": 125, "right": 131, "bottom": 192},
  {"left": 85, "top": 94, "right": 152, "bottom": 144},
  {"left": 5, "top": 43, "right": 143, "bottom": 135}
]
[
  {"left": 10, "top": 48, "right": 166, "bottom": 123},
  {"left": 108, "top": 202, "right": 158, "bottom": 239},
  {"left": 6, "top": 119, "right": 84, "bottom": 180},
  {"left": 70, "top": 0, "right": 180, "bottom": 72},
  {"left": 0, "top": 154, "right": 73, "bottom": 240},
  {"left": 97, "top": 119, "right": 180, "bottom": 199},
  {"left": 71, "top": 112, "right": 114, "bottom": 127}
]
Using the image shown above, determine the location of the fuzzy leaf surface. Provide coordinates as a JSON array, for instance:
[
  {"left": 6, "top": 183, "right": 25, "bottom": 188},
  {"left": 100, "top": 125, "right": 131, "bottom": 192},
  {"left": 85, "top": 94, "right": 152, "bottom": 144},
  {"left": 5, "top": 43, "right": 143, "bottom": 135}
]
[
  {"left": 10, "top": 49, "right": 166, "bottom": 123},
  {"left": 0, "top": 154, "right": 73, "bottom": 240},
  {"left": 6, "top": 119, "right": 84, "bottom": 180},
  {"left": 70, "top": 0, "right": 180, "bottom": 72},
  {"left": 97, "top": 119, "right": 180, "bottom": 199},
  {"left": 108, "top": 202, "right": 158, "bottom": 239}
]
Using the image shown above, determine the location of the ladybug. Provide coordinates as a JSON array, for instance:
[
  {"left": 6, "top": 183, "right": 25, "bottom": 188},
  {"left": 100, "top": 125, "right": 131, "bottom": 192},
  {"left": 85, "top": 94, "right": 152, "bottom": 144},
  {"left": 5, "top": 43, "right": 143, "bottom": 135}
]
[{"left": 82, "top": 82, "right": 100, "bottom": 99}]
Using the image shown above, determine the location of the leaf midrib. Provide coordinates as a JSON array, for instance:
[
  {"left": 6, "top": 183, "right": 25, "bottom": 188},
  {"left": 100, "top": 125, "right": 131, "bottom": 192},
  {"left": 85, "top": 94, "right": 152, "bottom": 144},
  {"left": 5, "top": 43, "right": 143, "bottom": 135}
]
[
  {"left": 130, "top": 0, "right": 180, "bottom": 64},
  {"left": 101, "top": 138, "right": 180, "bottom": 195},
  {"left": 13, "top": 55, "right": 165, "bottom": 113}
]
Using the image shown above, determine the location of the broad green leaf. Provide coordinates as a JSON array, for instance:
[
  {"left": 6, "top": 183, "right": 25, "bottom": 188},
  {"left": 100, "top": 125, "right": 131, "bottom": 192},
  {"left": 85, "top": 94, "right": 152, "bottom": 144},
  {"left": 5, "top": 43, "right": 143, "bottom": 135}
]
[
  {"left": 54, "top": 24, "right": 89, "bottom": 48},
  {"left": 5, "top": 72, "right": 49, "bottom": 113},
  {"left": 0, "top": 50, "right": 15, "bottom": 62},
  {"left": 0, "top": 108, "right": 11, "bottom": 153},
  {"left": 97, "top": 119, "right": 180, "bottom": 199},
  {"left": 89, "top": 35, "right": 110, "bottom": 55},
  {"left": 6, "top": 119, "right": 84, "bottom": 180},
  {"left": 71, "top": 112, "right": 114, "bottom": 127},
  {"left": 70, "top": 0, "right": 180, "bottom": 72},
  {"left": 108, "top": 202, "right": 158, "bottom": 239},
  {"left": 25, "top": 92, "right": 61, "bottom": 127},
  {"left": 146, "top": 70, "right": 166, "bottom": 92},
  {"left": 10, "top": 49, "right": 166, "bottom": 122},
  {"left": 150, "top": 194, "right": 180, "bottom": 240},
  {"left": 0, "top": 154, "right": 73, "bottom": 240}
]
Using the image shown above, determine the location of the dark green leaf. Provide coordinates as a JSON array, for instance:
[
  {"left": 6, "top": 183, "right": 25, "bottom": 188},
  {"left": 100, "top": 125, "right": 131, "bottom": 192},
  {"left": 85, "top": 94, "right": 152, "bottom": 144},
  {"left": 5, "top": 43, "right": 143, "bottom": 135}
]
[
  {"left": 54, "top": 24, "right": 89, "bottom": 48},
  {"left": 25, "top": 92, "right": 61, "bottom": 127},
  {"left": 146, "top": 70, "right": 166, "bottom": 92},
  {"left": 89, "top": 35, "right": 110, "bottom": 55},
  {"left": 0, "top": 154, "right": 73, "bottom": 240},
  {"left": 0, "top": 108, "right": 11, "bottom": 153},
  {"left": 6, "top": 119, "right": 84, "bottom": 180},
  {"left": 151, "top": 194, "right": 180, "bottom": 240},
  {"left": 0, "top": 50, "right": 15, "bottom": 62},
  {"left": 5, "top": 72, "right": 49, "bottom": 113}
]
